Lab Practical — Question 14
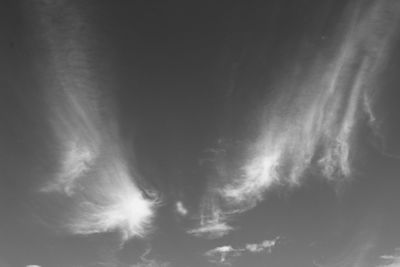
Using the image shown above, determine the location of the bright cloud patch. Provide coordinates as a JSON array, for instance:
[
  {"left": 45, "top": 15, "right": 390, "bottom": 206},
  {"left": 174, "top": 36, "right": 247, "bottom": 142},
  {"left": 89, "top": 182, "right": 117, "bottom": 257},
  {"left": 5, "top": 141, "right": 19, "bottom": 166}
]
[
  {"left": 205, "top": 237, "right": 279, "bottom": 265},
  {"left": 245, "top": 237, "right": 279, "bottom": 253},
  {"left": 64, "top": 154, "right": 156, "bottom": 241},
  {"left": 34, "top": 0, "right": 157, "bottom": 242},
  {"left": 195, "top": 0, "right": 400, "bottom": 236},
  {"left": 131, "top": 248, "right": 171, "bottom": 267},
  {"left": 188, "top": 221, "right": 234, "bottom": 239},
  {"left": 378, "top": 248, "right": 400, "bottom": 267},
  {"left": 175, "top": 201, "right": 188, "bottom": 216}
]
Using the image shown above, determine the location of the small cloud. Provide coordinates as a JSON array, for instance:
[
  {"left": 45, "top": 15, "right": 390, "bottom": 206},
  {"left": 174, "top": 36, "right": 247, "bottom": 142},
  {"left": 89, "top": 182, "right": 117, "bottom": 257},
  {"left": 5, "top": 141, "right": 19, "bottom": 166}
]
[
  {"left": 245, "top": 236, "right": 279, "bottom": 253},
  {"left": 131, "top": 248, "right": 170, "bottom": 267},
  {"left": 175, "top": 201, "right": 188, "bottom": 216},
  {"left": 378, "top": 248, "right": 400, "bottom": 267},
  {"left": 188, "top": 198, "right": 235, "bottom": 239},
  {"left": 205, "top": 237, "right": 280, "bottom": 265},
  {"left": 205, "top": 245, "right": 243, "bottom": 265},
  {"left": 187, "top": 221, "right": 234, "bottom": 239}
]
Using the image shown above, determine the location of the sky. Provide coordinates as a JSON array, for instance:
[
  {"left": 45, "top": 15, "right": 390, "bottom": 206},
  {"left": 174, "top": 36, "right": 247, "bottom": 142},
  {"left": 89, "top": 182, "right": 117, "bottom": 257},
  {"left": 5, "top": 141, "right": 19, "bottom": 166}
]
[{"left": 1, "top": 1, "right": 400, "bottom": 267}]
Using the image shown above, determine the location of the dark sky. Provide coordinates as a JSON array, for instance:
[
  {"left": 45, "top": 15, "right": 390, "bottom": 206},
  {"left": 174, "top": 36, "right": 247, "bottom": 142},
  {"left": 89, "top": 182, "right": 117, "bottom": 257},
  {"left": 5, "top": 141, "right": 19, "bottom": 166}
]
[{"left": 1, "top": 1, "right": 400, "bottom": 267}]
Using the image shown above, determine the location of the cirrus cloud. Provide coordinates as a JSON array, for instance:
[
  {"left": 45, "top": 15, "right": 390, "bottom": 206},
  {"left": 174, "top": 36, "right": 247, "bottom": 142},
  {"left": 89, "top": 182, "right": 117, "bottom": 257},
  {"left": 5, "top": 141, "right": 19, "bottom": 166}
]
[
  {"left": 33, "top": 0, "right": 158, "bottom": 243},
  {"left": 195, "top": 0, "right": 400, "bottom": 237}
]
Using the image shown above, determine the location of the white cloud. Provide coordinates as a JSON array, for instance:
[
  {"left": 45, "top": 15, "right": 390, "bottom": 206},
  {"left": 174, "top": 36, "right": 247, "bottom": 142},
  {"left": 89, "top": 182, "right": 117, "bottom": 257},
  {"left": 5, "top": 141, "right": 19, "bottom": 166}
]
[
  {"left": 175, "top": 201, "right": 188, "bottom": 216},
  {"left": 197, "top": 0, "right": 400, "bottom": 232},
  {"left": 188, "top": 221, "right": 234, "bottom": 239},
  {"left": 205, "top": 245, "right": 242, "bottom": 265},
  {"left": 205, "top": 237, "right": 279, "bottom": 265},
  {"left": 378, "top": 248, "right": 400, "bottom": 267},
  {"left": 34, "top": 0, "right": 158, "bottom": 243},
  {"left": 63, "top": 153, "right": 157, "bottom": 242},
  {"left": 188, "top": 198, "right": 234, "bottom": 239},
  {"left": 245, "top": 237, "right": 280, "bottom": 253},
  {"left": 130, "top": 248, "right": 170, "bottom": 267}
]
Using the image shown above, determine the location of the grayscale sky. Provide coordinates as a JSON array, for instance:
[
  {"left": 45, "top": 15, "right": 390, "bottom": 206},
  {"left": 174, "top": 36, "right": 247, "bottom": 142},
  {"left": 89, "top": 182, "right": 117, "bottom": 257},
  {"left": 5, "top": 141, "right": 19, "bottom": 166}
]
[{"left": 1, "top": 1, "right": 400, "bottom": 267}]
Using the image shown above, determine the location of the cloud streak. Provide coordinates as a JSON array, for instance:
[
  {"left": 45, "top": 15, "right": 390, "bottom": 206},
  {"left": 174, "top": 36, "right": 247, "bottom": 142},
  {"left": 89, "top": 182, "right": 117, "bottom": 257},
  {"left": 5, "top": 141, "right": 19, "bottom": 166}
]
[
  {"left": 378, "top": 248, "right": 400, "bottom": 267},
  {"left": 205, "top": 237, "right": 279, "bottom": 265},
  {"left": 188, "top": 196, "right": 234, "bottom": 239},
  {"left": 245, "top": 237, "right": 279, "bottom": 253},
  {"left": 33, "top": 0, "right": 158, "bottom": 243},
  {"left": 194, "top": 0, "right": 400, "bottom": 236},
  {"left": 222, "top": 0, "right": 400, "bottom": 204},
  {"left": 130, "top": 247, "right": 170, "bottom": 267},
  {"left": 205, "top": 245, "right": 240, "bottom": 266}
]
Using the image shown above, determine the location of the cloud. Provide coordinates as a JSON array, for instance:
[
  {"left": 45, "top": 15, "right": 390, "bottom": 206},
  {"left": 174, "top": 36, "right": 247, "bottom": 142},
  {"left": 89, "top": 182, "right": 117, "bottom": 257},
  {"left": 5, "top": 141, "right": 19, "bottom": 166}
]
[
  {"left": 33, "top": 0, "right": 158, "bottom": 243},
  {"left": 187, "top": 197, "right": 234, "bottom": 239},
  {"left": 205, "top": 237, "right": 279, "bottom": 265},
  {"left": 313, "top": 214, "right": 383, "bottom": 267},
  {"left": 378, "top": 248, "right": 400, "bottom": 267},
  {"left": 131, "top": 261, "right": 170, "bottom": 267},
  {"left": 130, "top": 248, "right": 171, "bottom": 267},
  {"left": 175, "top": 201, "right": 188, "bottom": 216},
  {"left": 195, "top": 0, "right": 400, "bottom": 235},
  {"left": 188, "top": 221, "right": 234, "bottom": 239},
  {"left": 245, "top": 236, "right": 280, "bottom": 253},
  {"left": 223, "top": 0, "right": 400, "bottom": 203},
  {"left": 205, "top": 245, "right": 242, "bottom": 266},
  {"left": 63, "top": 154, "right": 157, "bottom": 241},
  {"left": 313, "top": 241, "right": 375, "bottom": 267}
]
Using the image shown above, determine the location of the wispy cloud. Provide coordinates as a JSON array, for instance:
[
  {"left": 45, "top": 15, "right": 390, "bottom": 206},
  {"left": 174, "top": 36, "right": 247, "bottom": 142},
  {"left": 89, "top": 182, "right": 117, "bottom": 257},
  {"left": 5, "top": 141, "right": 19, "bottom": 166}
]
[
  {"left": 222, "top": 0, "right": 400, "bottom": 204},
  {"left": 188, "top": 197, "right": 234, "bottom": 239},
  {"left": 62, "top": 154, "right": 157, "bottom": 241},
  {"left": 313, "top": 213, "right": 383, "bottom": 267},
  {"left": 130, "top": 248, "right": 170, "bottom": 267},
  {"left": 378, "top": 248, "right": 400, "bottom": 267},
  {"left": 205, "top": 245, "right": 242, "bottom": 266},
  {"left": 205, "top": 237, "right": 279, "bottom": 265},
  {"left": 175, "top": 201, "right": 188, "bottom": 217},
  {"left": 33, "top": 0, "right": 158, "bottom": 243},
  {"left": 245, "top": 236, "right": 279, "bottom": 253},
  {"left": 188, "top": 221, "right": 234, "bottom": 239},
  {"left": 195, "top": 0, "right": 400, "bottom": 235},
  {"left": 131, "top": 261, "right": 170, "bottom": 267}
]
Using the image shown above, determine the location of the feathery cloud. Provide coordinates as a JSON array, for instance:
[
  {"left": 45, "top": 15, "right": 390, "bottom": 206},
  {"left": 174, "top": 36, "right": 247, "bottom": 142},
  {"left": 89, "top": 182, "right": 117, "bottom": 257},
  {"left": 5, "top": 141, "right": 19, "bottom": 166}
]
[
  {"left": 33, "top": 0, "right": 158, "bottom": 243},
  {"left": 196, "top": 0, "right": 400, "bottom": 236},
  {"left": 222, "top": 0, "right": 400, "bottom": 205}
]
